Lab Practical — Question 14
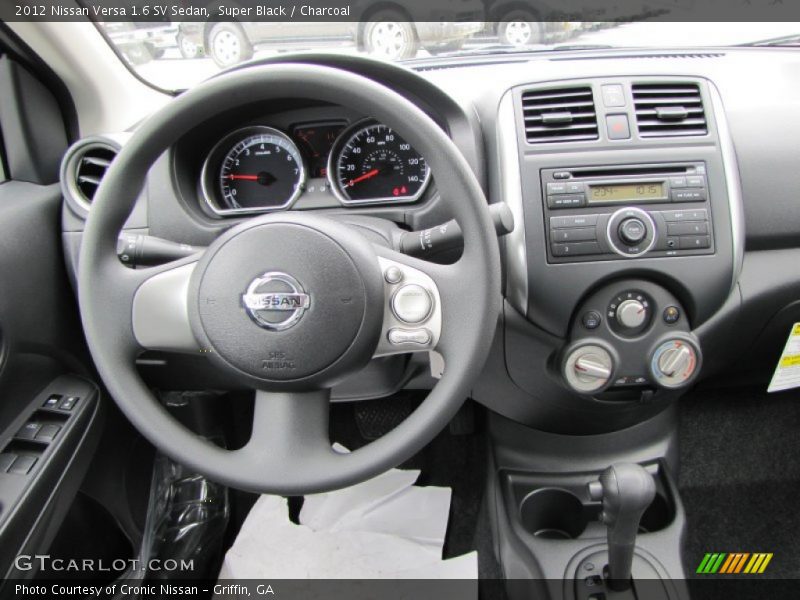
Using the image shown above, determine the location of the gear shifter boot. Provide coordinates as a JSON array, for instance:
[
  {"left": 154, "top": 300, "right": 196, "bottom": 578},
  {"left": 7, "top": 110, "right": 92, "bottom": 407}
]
[{"left": 588, "top": 463, "right": 656, "bottom": 591}]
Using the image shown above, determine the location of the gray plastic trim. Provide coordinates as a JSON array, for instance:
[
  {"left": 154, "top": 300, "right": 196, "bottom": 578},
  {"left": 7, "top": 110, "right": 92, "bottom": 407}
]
[
  {"left": 132, "top": 262, "right": 199, "bottom": 353},
  {"left": 707, "top": 82, "right": 745, "bottom": 291},
  {"left": 373, "top": 255, "right": 442, "bottom": 357},
  {"left": 497, "top": 91, "right": 528, "bottom": 316}
]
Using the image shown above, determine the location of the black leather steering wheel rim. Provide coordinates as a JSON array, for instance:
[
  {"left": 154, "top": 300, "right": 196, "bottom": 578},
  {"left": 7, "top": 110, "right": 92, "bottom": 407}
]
[{"left": 78, "top": 62, "right": 501, "bottom": 495}]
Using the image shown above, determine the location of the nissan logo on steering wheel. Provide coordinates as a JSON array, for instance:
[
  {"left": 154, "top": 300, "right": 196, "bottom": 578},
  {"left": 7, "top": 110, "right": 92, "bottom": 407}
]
[{"left": 241, "top": 272, "right": 310, "bottom": 331}]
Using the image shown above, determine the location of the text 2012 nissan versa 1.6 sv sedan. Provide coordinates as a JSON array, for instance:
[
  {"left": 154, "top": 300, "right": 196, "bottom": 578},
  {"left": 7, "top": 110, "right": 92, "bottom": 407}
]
[{"left": 0, "top": 6, "right": 799, "bottom": 600}]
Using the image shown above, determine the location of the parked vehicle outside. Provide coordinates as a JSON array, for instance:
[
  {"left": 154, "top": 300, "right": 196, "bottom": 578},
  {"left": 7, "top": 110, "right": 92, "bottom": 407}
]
[
  {"left": 176, "top": 0, "right": 484, "bottom": 66},
  {"left": 104, "top": 21, "right": 179, "bottom": 65}
]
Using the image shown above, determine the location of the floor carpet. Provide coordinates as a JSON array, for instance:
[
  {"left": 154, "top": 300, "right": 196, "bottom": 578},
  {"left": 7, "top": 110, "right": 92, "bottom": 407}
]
[{"left": 679, "top": 385, "right": 800, "bottom": 590}]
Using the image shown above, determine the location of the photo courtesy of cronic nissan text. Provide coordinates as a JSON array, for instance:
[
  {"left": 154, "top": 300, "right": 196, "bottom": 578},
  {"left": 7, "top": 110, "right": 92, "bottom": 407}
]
[{"left": 0, "top": 1, "right": 799, "bottom": 599}]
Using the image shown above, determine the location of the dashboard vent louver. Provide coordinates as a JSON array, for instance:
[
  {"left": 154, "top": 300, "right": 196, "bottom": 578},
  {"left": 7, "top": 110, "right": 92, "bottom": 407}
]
[
  {"left": 521, "top": 86, "right": 598, "bottom": 143},
  {"left": 72, "top": 144, "right": 118, "bottom": 207},
  {"left": 632, "top": 83, "right": 707, "bottom": 137}
]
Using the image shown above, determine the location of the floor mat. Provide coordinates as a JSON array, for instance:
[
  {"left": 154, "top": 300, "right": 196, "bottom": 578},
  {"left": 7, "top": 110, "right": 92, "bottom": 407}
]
[
  {"left": 218, "top": 468, "right": 477, "bottom": 581},
  {"left": 679, "top": 385, "right": 800, "bottom": 580},
  {"left": 331, "top": 397, "right": 503, "bottom": 581}
]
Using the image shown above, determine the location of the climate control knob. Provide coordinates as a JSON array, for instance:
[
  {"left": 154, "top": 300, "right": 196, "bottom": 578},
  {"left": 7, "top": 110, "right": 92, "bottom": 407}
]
[
  {"left": 616, "top": 299, "right": 648, "bottom": 329},
  {"left": 650, "top": 338, "right": 700, "bottom": 389},
  {"left": 564, "top": 344, "right": 615, "bottom": 394}
]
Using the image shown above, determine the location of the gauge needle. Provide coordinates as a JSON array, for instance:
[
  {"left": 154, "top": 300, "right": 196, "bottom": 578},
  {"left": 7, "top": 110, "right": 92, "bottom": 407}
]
[
  {"left": 347, "top": 168, "right": 380, "bottom": 187},
  {"left": 226, "top": 174, "right": 260, "bottom": 181}
]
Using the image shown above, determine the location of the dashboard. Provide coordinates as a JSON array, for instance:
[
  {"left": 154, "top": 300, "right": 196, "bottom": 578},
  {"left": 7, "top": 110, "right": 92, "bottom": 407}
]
[{"left": 60, "top": 49, "right": 800, "bottom": 435}]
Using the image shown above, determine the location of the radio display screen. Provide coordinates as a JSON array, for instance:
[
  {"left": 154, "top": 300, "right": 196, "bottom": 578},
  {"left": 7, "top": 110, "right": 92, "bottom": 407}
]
[{"left": 588, "top": 182, "right": 665, "bottom": 204}]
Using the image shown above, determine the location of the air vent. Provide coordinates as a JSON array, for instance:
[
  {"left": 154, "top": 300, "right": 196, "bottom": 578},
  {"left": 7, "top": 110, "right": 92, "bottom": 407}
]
[
  {"left": 69, "top": 143, "right": 117, "bottom": 209},
  {"left": 632, "top": 83, "right": 707, "bottom": 138},
  {"left": 521, "top": 86, "right": 598, "bottom": 143}
]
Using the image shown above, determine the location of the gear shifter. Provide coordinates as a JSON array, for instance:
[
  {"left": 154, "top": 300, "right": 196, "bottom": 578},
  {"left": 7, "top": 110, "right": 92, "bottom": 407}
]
[{"left": 588, "top": 463, "right": 656, "bottom": 591}]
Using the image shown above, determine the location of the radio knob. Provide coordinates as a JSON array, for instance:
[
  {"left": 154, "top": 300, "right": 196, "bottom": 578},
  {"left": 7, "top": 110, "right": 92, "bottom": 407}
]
[
  {"left": 616, "top": 299, "right": 647, "bottom": 329},
  {"left": 618, "top": 218, "right": 647, "bottom": 245}
]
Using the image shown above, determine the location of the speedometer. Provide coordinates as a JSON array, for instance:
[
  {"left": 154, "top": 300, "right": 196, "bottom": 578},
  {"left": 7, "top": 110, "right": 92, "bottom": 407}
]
[
  {"left": 329, "top": 122, "right": 430, "bottom": 205},
  {"left": 201, "top": 126, "right": 305, "bottom": 215}
]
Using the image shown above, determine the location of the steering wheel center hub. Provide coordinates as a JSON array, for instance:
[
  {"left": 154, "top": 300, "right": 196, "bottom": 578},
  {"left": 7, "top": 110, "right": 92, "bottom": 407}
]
[{"left": 188, "top": 215, "right": 383, "bottom": 385}]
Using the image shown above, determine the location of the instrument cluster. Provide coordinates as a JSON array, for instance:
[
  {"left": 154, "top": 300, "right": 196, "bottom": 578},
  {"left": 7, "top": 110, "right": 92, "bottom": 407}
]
[{"left": 200, "top": 119, "right": 431, "bottom": 216}]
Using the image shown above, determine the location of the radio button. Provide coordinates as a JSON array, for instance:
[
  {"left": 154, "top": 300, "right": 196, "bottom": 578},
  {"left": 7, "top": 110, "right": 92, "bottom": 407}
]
[
  {"left": 551, "top": 228, "right": 596, "bottom": 242},
  {"left": 552, "top": 241, "right": 602, "bottom": 257},
  {"left": 671, "top": 189, "right": 706, "bottom": 202},
  {"left": 669, "top": 176, "right": 688, "bottom": 188},
  {"left": 667, "top": 221, "right": 708, "bottom": 236},
  {"left": 661, "top": 209, "right": 708, "bottom": 222},
  {"left": 547, "top": 182, "right": 568, "bottom": 194},
  {"left": 551, "top": 214, "right": 599, "bottom": 229},
  {"left": 686, "top": 175, "right": 706, "bottom": 187},
  {"left": 548, "top": 194, "right": 585, "bottom": 209},
  {"left": 679, "top": 235, "right": 711, "bottom": 249}
]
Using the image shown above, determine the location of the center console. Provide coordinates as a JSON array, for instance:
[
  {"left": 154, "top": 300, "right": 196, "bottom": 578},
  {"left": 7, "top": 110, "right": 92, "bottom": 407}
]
[
  {"left": 477, "top": 74, "right": 744, "bottom": 598},
  {"left": 484, "top": 75, "right": 742, "bottom": 431}
]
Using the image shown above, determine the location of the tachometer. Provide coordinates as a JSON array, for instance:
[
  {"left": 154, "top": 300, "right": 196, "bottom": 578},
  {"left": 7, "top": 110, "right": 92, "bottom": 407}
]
[
  {"left": 329, "top": 122, "right": 430, "bottom": 205},
  {"left": 202, "top": 126, "right": 305, "bottom": 215}
]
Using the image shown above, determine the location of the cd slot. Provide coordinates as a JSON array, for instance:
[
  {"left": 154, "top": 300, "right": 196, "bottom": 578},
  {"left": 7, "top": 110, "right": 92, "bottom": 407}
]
[{"left": 569, "top": 165, "right": 688, "bottom": 179}]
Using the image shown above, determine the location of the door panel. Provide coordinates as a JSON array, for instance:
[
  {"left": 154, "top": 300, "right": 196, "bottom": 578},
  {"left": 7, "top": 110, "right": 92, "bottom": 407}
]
[{"left": 0, "top": 47, "right": 103, "bottom": 581}]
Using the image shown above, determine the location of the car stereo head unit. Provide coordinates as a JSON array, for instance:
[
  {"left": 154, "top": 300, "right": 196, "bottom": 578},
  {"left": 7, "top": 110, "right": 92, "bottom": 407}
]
[{"left": 541, "top": 162, "right": 713, "bottom": 263}]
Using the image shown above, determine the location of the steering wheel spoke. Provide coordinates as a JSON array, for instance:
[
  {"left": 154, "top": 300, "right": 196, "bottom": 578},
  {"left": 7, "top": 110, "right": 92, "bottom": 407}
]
[
  {"left": 129, "top": 257, "right": 202, "bottom": 354},
  {"left": 239, "top": 388, "right": 334, "bottom": 470},
  {"left": 372, "top": 245, "right": 468, "bottom": 362}
]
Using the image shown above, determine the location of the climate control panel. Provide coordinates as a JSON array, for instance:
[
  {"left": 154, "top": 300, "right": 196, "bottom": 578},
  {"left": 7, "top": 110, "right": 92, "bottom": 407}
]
[{"left": 561, "top": 280, "right": 701, "bottom": 398}]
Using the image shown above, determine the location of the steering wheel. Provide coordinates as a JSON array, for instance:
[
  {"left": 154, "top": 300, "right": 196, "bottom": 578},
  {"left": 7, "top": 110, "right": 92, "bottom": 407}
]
[{"left": 78, "top": 63, "right": 501, "bottom": 495}]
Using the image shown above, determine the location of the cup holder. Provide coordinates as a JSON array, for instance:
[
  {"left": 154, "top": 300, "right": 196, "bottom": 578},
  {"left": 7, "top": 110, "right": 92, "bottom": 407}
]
[
  {"left": 639, "top": 492, "right": 672, "bottom": 533},
  {"left": 519, "top": 488, "right": 588, "bottom": 540}
]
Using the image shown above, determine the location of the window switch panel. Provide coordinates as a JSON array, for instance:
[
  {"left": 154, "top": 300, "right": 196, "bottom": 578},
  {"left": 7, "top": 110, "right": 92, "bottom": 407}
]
[
  {"left": 0, "top": 453, "right": 17, "bottom": 473},
  {"left": 7, "top": 455, "right": 37, "bottom": 475},
  {"left": 15, "top": 422, "right": 41, "bottom": 441},
  {"left": 36, "top": 424, "right": 61, "bottom": 443}
]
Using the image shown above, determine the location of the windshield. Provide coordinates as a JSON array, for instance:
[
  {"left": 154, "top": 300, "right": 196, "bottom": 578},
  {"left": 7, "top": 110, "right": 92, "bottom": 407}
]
[{"left": 100, "top": 20, "right": 800, "bottom": 91}]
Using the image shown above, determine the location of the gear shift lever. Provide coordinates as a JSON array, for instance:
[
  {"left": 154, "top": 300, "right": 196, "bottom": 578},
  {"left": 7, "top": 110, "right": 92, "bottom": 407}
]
[{"left": 588, "top": 463, "right": 656, "bottom": 591}]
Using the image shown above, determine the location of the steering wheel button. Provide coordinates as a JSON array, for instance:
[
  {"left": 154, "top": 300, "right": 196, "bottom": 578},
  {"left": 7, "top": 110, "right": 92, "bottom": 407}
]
[
  {"left": 384, "top": 266, "right": 403, "bottom": 284},
  {"left": 388, "top": 328, "right": 432, "bottom": 346},
  {"left": 392, "top": 284, "right": 433, "bottom": 324}
]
